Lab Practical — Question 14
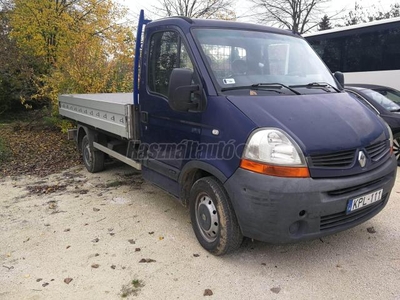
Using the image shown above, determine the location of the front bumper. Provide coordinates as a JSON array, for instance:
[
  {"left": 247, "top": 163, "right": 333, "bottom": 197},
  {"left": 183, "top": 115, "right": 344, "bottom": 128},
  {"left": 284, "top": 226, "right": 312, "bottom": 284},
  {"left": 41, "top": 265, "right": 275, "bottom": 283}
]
[{"left": 224, "top": 156, "right": 397, "bottom": 243}]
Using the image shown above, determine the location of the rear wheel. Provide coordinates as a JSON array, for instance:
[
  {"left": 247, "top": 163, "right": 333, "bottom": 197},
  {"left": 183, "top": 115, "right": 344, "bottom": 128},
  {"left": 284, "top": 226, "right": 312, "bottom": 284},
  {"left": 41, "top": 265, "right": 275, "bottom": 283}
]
[
  {"left": 81, "top": 135, "right": 104, "bottom": 173},
  {"left": 394, "top": 134, "right": 400, "bottom": 166},
  {"left": 189, "top": 177, "right": 242, "bottom": 255}
]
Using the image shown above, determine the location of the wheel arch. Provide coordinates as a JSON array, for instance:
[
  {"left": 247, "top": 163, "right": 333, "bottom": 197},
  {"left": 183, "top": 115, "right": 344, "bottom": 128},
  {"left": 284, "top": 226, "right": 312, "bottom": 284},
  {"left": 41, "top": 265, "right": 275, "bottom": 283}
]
[
  {"left": 77, "top": 124, "right": 106, "bottom": 151},
  {"left": 179, "top": 161, "right": 228, "bottom": 207},
  {"left": 77, "top": 125, "right": 88, "bottom": 152}
]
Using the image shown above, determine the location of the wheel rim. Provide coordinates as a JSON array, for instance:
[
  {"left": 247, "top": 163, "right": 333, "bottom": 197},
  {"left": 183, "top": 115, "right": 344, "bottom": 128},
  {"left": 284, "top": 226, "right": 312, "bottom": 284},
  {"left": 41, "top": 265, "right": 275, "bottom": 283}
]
[
  {"left": 83, "top": 141, "right": 92, "bottom": 167},
  {"left": 394, "top": 137, "right": 400, "bottom": 161},
  {"left": 195, "top": 193, "right": 219, "bottom": 243}
]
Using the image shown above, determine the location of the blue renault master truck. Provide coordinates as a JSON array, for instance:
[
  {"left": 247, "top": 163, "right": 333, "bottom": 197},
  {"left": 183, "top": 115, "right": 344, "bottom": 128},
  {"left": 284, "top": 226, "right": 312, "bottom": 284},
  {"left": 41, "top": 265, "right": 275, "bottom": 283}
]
[{"left": 59, "top": 11, "right": 397, "bottom": 255}]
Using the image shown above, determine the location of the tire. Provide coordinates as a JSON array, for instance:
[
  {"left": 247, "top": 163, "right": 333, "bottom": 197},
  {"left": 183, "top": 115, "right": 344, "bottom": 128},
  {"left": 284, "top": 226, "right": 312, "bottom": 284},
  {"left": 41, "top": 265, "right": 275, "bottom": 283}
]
[
  {"left": 189, "top": 176, "right": 243, "bottom": 255},
  {"left": 394, "top": 134, "right": 400, "bottom": 166},
  {"left": 81, "top": 135, "right": 104, "bottom": 173}
]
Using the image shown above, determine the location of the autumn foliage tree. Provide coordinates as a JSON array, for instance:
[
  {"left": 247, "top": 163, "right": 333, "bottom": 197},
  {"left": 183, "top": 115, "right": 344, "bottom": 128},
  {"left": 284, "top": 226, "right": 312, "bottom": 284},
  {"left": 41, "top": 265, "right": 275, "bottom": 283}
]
[{"left": 2, "top": 0, "right": 134, "bottom": 114}]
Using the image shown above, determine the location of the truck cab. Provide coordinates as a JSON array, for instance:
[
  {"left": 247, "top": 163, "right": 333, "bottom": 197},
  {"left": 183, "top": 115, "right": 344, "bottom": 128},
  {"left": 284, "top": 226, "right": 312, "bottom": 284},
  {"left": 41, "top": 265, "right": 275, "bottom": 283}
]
[{"left": 59, "top": 12, "right": 397, "bottom": 255}]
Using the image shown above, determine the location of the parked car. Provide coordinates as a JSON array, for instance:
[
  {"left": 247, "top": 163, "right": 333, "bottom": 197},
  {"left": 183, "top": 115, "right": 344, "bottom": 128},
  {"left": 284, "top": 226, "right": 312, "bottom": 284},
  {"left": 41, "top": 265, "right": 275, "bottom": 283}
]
[
  {"left": 345, "top": 85, "right": 400, "bottom": 165},
  {"left": 347, "top": 84, "right": 400, "bottom": 104}
]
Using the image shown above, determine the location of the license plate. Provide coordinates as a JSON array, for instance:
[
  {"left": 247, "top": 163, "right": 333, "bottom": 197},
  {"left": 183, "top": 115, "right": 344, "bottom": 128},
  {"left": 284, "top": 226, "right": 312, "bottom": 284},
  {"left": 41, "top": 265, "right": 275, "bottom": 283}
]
[{"left": 346, "top": 189, "right": 383, "bottom": 214}]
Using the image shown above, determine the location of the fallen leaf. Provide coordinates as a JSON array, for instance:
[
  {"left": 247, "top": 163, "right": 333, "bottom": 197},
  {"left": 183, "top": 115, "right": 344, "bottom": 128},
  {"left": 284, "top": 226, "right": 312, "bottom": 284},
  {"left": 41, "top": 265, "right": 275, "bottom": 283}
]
[
  {"left": 204, "top": 289, "right": 213, "bottom": 296},
  {"left": 36, "top": 278, "right": 42, "bottom": 282},
  {"left": 64, "top": 228, "right": 70, "bottom": 232},
  {"left": 92, "top": 238, "right": 99, "bottom": 243},
  {"left": 91, "top": 263, "right": 100, "bottom": 268},
  {"left": 95, "top": 253, "right": 100, "bottom": 257},
  {"left": 93, "top": 208, "right": 100, "bottom": 212},
  {"left": 111, "top": 265, "right": 116, "bottom": 269},
  {"left": 128, "top": 239, "right": 135, "bottom": 244},
  {"left": 135, "top": 248, "right": 141, "bottom": 252},
  {"left": 193, "top": 254, "right": 200, "bottom": 257},
  {"left": 148, "top": 231, "right": 154, "bottom": 235},
  {"left": 271, "top": 287, "right": 281, "bottom": 294},
  {"left": 109, "top": 233, "right": 115, "bottom": 236},
  {"left": 139, "top": 258, "right": 156, "bottom": 263},
  {"left": 159, "top": 236, "right": 164, "bottom": 240},
  {"left": 42, "top": 283, "right": 49, "bottom": 287},
  {"left": 261, "top": 263, "right": 266, "bottom": 266},
  {"left": 367, "top": 227, "right": 376, "bottom": 234},
  {"left": 66, "top": 245, "right": 71, "bottom": 249},
  {"left": 64, "top": 278, "right": 73, "bottom": 284}
]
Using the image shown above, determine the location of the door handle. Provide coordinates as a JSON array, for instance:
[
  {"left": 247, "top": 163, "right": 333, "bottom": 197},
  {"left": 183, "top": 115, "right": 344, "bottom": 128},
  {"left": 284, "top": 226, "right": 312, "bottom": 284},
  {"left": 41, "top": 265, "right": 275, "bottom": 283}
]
[{"left": 141, "top": 111, "right": 148, "bottom": 124}]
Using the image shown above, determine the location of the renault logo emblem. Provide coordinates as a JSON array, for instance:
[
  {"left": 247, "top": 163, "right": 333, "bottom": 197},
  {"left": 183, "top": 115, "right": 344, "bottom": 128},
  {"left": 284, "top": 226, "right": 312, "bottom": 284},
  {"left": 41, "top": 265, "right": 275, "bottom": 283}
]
[{"left": 358, "top": 151, "right": 367, "bottom": 168}]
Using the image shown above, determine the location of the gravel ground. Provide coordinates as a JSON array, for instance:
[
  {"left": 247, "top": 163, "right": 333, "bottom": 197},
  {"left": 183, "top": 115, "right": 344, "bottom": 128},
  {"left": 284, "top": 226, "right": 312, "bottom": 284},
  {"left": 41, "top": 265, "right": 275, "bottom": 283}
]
[{"left": 1, "top": 163, "right": 400, "bottom": 299}]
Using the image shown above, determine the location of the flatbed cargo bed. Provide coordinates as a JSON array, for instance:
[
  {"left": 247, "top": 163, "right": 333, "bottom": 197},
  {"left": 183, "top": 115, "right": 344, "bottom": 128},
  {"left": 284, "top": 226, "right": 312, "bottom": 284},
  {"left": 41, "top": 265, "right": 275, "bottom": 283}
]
[{"left": 59, "top": 93, "right": 138, "bottom": 139}]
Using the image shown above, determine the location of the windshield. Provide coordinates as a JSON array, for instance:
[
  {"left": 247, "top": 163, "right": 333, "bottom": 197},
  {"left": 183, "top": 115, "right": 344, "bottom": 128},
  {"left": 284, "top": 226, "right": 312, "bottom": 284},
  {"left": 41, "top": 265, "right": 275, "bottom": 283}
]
[
  {"left": 363, "top": 89, "right": 400, "bottom": 112},
  {"left": 374, "top": 88, "right": 400, "bottom": 104},
  {"left": 193, "top": 28, "right": 339, "bottom": 94}
]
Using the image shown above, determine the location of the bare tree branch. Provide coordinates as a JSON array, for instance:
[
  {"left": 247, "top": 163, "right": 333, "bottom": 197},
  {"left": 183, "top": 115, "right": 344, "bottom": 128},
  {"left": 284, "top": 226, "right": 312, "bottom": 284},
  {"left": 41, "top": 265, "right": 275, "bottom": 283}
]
[
  {"left": 250, "top": 0, "right": 332, "bottom": 33},
  {"left": 152, "top": 0, "right": 236, "bottom": 20}
]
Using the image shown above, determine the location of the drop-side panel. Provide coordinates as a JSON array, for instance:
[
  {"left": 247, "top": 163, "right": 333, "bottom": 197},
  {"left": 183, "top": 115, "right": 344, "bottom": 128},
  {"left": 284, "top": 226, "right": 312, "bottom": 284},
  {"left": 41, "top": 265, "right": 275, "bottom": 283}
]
[{"left": 59, "top": 93, "right": 135, "bottom": 139}]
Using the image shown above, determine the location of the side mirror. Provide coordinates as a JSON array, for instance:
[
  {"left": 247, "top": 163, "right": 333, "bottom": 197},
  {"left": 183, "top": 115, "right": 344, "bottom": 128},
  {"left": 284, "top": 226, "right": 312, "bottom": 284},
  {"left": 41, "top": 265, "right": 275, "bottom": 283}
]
[
  {"left": 334, "top": 71, "right": 345, "bottom": 88},
  {"left": 168, "top": 68, "right": 200, "bottom": 112}
]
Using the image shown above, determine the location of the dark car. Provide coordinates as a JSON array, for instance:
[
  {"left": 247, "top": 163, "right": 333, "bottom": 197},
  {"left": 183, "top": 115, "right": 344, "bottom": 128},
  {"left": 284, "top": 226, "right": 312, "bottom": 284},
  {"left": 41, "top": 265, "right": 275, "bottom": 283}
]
[
  {"left": 347, "top": 84, "right": 400, "bottom": 104},
  {"left": 345, "top": 85, "right": 400, "bottom": 165}
]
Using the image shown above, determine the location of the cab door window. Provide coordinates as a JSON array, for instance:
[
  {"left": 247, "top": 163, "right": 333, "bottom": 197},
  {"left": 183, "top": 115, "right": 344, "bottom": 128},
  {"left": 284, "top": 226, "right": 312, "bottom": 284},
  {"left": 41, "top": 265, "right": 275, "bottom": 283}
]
[{"left": 148, "top": 31, "right": 194, "bottom": 97}]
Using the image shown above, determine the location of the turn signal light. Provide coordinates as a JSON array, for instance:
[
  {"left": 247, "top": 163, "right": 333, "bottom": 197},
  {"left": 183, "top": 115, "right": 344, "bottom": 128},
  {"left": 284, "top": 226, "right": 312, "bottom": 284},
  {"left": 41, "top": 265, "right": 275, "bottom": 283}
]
[{"left": 240, "top": 159, "right": 310, "bottom": 178}]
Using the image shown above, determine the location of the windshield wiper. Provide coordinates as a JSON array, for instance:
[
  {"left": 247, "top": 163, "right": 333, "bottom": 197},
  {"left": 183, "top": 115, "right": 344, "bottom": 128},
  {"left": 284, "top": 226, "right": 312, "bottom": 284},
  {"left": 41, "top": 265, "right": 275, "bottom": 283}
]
[
  {"left": 390, "top": 108, "right": 400, "bottom": 112},
  {"left": 291, "top": 82, "right": 340, "bottom": 93},
  {"left": 220, "top": 85, "right": 284, "bottom": 94},
  {"left": 250, "top": 83, "right": 301, "bottom": 95}
]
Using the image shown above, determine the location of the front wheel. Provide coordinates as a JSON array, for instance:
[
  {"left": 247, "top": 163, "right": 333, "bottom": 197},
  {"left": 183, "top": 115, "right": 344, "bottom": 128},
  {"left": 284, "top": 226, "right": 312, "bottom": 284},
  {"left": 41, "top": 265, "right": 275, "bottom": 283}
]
[
  {"left": 81, "top": 135, "right": 104, "bottom": 173},
  {"left": 393, "top": 134, "right": 400, "bottom": 166},
  {"left": 189, "top": 177, "right": 243, "bottom": 255}
]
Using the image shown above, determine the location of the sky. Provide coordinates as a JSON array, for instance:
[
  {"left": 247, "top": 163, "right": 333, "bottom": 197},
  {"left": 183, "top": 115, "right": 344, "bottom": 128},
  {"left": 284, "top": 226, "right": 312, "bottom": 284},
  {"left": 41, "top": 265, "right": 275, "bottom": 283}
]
[{"left": 119, "top": 0, "right": 399, "bottom": 30}]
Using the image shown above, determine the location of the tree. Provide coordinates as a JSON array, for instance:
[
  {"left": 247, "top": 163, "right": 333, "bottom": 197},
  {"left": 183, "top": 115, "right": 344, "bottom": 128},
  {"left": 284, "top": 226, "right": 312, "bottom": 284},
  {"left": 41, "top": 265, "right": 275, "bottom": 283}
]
[
  {"left": 153, "top": 0, "right": 236, "bottom": 20},
  {"left": 0, "top": 2, "right": 42, "bottom": 114},
  {"left": 250, "top": 0, "right": 330, "bottom": 33},
  {"left": 318, "top": 14, "right": 332, "bottom": 31},
  {"left": 372, "top": 3, "right": 400, "bottom": 20},
  {"left": 7, "top": 0, "right": 134, "bottom": 112},
  {"left": 343, "top": 3, "right": 400, "bottom": 26},
  {"left": 344, "top": 3, "right": 367, "bottom": 25}
]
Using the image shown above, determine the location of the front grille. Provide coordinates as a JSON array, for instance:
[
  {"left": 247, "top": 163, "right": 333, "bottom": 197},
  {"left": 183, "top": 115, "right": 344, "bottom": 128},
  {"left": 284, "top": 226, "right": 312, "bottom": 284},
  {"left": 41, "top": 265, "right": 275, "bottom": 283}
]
[
  {"left": 309, "top": 149, "right": 355, "bottom": 168},
  {"left": 366, "top": 140, "right": 389, "bottom": 162},
  {"left": 327, "top": 177, "right": 384, "bottom": 196},
  {"left": 309, "top": 140, "right": 389, "bottom": 169},
  {"left": 320, "top": 195, "right": 387, "bottom": 231}
]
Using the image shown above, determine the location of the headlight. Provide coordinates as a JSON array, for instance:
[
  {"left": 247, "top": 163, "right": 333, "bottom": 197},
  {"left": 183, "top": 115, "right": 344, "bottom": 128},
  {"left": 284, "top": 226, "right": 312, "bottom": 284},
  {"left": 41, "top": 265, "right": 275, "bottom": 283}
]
[
  {"left": 240, "top": 128, "right": 309, "bottom": 177},
  {"left": 383, "top": 122, "right": 393, "bottom": 152}
]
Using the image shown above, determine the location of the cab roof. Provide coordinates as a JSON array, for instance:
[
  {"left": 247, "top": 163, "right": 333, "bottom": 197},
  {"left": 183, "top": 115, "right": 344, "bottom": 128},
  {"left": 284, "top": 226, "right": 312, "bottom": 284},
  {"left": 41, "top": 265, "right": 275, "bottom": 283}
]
[{"left": 147, "top": 17, "right": 300, "bottom": 38}]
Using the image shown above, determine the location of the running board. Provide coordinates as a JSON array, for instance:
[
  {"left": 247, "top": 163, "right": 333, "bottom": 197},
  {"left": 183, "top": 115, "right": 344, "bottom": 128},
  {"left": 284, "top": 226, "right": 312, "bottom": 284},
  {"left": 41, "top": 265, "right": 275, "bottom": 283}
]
[{"left": 93, "top": 142, "right": 142, "bottom": 170}]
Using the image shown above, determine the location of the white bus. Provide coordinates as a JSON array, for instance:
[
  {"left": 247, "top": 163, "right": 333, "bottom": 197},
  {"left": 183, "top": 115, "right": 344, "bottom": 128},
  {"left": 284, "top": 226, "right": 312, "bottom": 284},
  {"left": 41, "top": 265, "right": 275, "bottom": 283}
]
[{"left": 305, "top": 17, "right": 400, "bottom": 90}]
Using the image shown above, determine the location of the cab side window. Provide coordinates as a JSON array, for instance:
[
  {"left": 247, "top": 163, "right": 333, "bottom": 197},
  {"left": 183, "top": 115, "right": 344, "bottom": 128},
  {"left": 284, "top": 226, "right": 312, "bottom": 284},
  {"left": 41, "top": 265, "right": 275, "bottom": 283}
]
[{"left": 148, "top": 31, "right": 194, "bottom": 97}]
